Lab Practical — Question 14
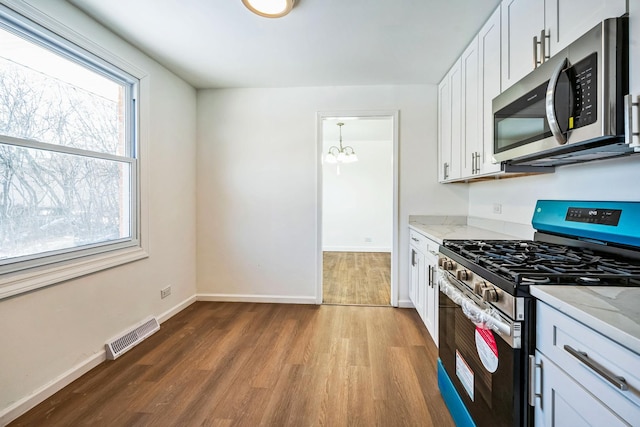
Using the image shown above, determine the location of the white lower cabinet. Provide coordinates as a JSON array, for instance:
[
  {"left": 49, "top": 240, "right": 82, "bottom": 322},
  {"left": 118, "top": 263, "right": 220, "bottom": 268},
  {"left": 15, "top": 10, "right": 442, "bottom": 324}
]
[
  {"left": 409, "top": 228, "right": 438, "bottom": 345},
  {"left": 534, "top": 352, "right": 629, "bottom": 426},
  {"left": 533, "top": 301, "right": 640, "bottom": 426}
]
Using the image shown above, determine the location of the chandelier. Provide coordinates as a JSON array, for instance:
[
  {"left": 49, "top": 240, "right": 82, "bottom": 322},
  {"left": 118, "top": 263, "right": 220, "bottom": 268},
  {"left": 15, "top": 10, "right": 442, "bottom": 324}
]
[{"left": 325, "top": 122, "right": 358, "bottom": 165}]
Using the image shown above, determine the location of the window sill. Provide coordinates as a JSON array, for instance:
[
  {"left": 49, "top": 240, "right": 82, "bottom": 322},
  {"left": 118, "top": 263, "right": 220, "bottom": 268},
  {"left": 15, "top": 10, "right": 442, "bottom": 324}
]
[{"left": 0, "top": 247, "right": 148, "bottom": 301}]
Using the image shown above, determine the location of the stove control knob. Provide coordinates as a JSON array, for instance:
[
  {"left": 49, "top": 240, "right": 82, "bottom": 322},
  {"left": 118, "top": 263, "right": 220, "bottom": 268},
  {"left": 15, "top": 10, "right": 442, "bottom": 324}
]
[
  {"left": 473, "top": 281, "right": 487, "bottom": 295},
  {"left": 482, "top": 286, "right": 500, "bottom": 303},
  {"left": 457, "top": 270, "right": 472, "bottom": 280},
  {"left": 442, "top": 260, "right": 457, "bottom": 270}
]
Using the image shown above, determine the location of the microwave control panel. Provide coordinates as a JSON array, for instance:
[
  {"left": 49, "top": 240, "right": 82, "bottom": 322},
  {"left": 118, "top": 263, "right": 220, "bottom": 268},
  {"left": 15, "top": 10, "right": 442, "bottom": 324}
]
[{"left": 569, "top": 52, "right": 597, "bottom": 130}]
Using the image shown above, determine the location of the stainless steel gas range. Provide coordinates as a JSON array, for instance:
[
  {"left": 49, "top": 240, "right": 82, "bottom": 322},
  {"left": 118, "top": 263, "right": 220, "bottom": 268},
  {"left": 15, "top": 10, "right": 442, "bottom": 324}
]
[{"left": 436, "top": 200, "right": 640, "bottom": 427}]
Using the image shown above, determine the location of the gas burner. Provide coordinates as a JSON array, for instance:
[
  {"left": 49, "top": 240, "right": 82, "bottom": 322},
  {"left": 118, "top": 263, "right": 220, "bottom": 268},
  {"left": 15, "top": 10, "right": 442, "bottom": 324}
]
[
  {"left": 441, "top": 237, "right": 640, "bottom": 292},
  {"left": 521, "top": 276, "right": 551, "bottom": 284},
  {"left": 577, "top": 276, "right": 601, "bottom": 284}
]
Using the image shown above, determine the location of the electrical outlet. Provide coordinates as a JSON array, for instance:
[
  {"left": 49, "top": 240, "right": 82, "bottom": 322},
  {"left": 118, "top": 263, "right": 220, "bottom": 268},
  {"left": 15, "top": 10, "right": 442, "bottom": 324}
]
[
  {"left": 160, "top": 286, "right": 171, "bottom": 299},
  {"left": 493, "top": 203, "right": 502, "bottom": 214},
  {"left": 364, "top": 237, "right": 373, "bottom": 243}
]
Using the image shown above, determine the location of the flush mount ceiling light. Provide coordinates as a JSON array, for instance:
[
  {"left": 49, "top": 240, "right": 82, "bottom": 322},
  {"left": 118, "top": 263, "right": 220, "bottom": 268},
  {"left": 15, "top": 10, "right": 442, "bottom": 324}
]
[
  {"left": 242, "top": 0, "right": 295, "bottom": 18},
  {"left": 326, "top": 122, "right": 358, "bottom": 168}
]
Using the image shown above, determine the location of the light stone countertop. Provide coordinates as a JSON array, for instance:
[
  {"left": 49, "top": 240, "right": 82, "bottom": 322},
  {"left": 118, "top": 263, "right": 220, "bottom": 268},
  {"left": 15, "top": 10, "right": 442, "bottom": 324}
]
[
  {"left": 408, "top": 215, "right": 522, "bottom": 244},
  {"left": 530, "top": 285, "right": 640, "bottom": 355}
]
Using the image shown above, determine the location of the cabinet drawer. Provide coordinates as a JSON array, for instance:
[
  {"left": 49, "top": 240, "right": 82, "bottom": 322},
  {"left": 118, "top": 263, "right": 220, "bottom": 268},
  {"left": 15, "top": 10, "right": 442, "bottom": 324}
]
[
  {"left": 536, "top": 301, "right": 640, "bottom": 422},
  {"left": 409, "top": 229, "right": 438, "bottom": 255}
]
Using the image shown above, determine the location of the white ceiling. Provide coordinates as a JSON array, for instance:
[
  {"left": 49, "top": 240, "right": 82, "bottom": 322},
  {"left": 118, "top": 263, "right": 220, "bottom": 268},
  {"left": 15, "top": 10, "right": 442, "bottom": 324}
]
[{"left": 68, "top": 0, "right": 501, "bottom": 89}]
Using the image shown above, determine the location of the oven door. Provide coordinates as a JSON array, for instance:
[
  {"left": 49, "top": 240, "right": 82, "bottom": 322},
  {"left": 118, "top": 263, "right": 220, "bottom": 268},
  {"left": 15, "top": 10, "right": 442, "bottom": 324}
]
[{"left": 438, "top": 270, "right": 527, "bottom": 427}]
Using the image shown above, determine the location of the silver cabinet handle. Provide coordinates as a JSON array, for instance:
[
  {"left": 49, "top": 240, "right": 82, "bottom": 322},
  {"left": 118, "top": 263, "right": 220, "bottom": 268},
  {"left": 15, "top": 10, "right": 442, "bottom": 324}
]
[
  {"left": 564, "top": 345, "right": 629, "bottom": 391},
  {"left": 528, "top": 355, "right": 542, "bottom": 407},
  {"left": 428, "top": 265, "right": 432, "bottom": 287},
  {"left": 533, "top": 35, "right": 539, "bottom": 67},
  {"left": 625, "top": 94, "right": 640, "bottom": 149},
  {"left": 545, "top": 57, "right": 569, "bottom": 145},
  {"left": 475, "top": 151, "right": 480, "bottom": 174},
  {"left": 443, "top": 162, "right": 449, "bottom": 179},
  {"left": 540, "top": 29, "right": 549, "bottom": 64},
  {"left": 411, "top": 237, "right": 419, "bottom": 242},
  {"left": 411, "top": 249, "right": 416, "bottom": 267}
]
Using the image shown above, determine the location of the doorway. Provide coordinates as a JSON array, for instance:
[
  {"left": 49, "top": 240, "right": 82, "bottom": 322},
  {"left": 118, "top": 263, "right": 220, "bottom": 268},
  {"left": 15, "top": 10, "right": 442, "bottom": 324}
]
[{"left": 316, "top": 111, "right": 399, "bottom": 306}]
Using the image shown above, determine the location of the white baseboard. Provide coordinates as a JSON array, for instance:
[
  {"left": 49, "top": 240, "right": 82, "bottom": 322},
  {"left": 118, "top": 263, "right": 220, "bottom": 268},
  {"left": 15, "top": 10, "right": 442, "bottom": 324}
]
[
  {"left": 397, "top": 299, "right": 414, "bottom": 308},
  {"left": 157, "top": 295, "right": 197, "bottom": 324},
  {"left": 197, "top": 293, "right": 317, "bottom": 305},
  {"left": 322, "top": 247, "right": 392, "bottom": 253},
  {"left": 0, "top": 294, "right": 197, "bottom": 426}
]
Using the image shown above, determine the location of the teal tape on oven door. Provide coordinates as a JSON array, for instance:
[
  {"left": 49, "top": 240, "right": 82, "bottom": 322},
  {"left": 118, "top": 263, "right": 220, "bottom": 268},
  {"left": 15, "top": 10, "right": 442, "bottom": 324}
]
[
  {"left": 532, "top": 200, "right": 640, "bottom": 248},
  {"left": 438, "top": 358, "right": 476, "bottom": 427}
]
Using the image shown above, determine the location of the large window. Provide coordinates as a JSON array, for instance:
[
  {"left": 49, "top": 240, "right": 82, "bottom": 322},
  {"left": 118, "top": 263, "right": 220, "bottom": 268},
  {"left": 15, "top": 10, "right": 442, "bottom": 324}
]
[{"left": 0, "top": 6, "right": 139, "bottom": 277}]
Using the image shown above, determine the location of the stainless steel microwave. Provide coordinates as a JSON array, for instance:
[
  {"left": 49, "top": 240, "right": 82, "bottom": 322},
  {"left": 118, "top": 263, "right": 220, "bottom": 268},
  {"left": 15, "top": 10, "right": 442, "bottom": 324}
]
[{"left": 492, "top": 17, "right": 635, "bottom": 167}]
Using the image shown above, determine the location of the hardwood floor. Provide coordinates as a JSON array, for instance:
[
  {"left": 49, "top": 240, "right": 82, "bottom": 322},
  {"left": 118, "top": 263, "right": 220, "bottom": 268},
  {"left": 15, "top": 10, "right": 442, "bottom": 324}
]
[
  {"left": 10, "top": 302, "right": 453, "bottom": 427},
  {"left": 323, "top": 252, "right": 390, "bottom": 306}
]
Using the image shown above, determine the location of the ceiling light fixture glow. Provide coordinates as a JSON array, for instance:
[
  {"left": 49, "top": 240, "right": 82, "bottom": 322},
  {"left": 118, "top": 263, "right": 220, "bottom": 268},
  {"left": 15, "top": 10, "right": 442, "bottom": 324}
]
[{"left": 242, "top": 0, "right": 295, "bottom": 18}]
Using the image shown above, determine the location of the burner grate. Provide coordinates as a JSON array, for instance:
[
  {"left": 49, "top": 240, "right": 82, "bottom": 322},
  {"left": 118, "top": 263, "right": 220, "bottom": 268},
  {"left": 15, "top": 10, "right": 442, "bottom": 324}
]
[{"left": 443, "top": 239, "right": 640, "bottom": 288}]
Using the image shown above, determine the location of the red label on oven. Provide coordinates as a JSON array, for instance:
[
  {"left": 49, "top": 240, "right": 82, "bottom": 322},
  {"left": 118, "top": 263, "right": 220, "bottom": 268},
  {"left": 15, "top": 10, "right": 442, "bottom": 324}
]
[{"left": 475, "top": 326, "right": 499, "bottom": 373}]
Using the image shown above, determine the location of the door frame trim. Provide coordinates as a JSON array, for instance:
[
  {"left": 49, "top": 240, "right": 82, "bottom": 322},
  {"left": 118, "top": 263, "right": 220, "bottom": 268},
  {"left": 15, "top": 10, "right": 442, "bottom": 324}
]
[{"left": 315, "top": 110, "right": 399, "bottom": 306}]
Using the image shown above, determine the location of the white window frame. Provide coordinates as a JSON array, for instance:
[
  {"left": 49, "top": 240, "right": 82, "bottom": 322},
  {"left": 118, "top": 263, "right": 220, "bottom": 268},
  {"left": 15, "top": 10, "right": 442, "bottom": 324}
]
[{"left": 0, "top": 3, "right": 148, "bottom": 300}]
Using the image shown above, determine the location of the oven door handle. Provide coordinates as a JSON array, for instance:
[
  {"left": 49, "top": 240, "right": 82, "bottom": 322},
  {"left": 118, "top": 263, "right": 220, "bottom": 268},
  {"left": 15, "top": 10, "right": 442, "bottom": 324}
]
[
  {"left": 461, "top": 299, "right": 511, "bottom": 337},
  {"left": 438, "top": 270, "right": 511, "bottom": 337}
]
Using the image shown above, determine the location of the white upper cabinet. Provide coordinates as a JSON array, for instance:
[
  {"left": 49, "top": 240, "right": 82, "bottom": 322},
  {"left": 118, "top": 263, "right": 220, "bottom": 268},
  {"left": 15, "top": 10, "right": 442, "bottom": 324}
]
[
  {"left": 438, "top": 58, "right": 462, "bottom": 182},
  {"left": 501, "top": 0, "right": 544, "bottom": 91},
  {"left": 631, "top": 0, "right": 640, "bottom": 148},
  {"left": 501, "top": 0, "right": 627, "bottom": 91},
  {"left": 546, "top": 0, "right": 627, "bottom": 54},
  {"left": 449, "top": 59, "right": 463, "bottom": 181},
  {"left": 478, "top": 5, "right": 502, "bottom": 174},
  {"left": 437, "top": 0, "right": 628, "bottom": 183},
  {"left": 437, "top": 75, "right": 451, "bottom": 181},
  {"left": 632, "top": 0, "right": 640, "bottom": 96},
  {"left": 461, "top": 36, "right": 480, "bottom": 178}
]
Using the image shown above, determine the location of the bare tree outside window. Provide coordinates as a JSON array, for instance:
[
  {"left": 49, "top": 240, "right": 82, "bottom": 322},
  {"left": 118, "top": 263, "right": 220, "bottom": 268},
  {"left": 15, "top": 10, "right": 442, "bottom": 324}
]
[{"left": 0, "top": 23, "right": 135, "bottom": 265}]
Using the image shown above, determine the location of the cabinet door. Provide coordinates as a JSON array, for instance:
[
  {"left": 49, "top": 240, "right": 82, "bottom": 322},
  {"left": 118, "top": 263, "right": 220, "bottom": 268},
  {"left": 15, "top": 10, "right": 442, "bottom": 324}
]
[
  {"left": 501, "top": 0, "right": 544, "bottom": 90},
  {"left": 409, "top": 247, "right": 419, "bottom": 307},
  {"left": 478, "top": 5, "right": 502, "bottom": 174},
  {"left": 632, "top": 0, "right": 640, "bottom": 96},
  {"left": 461, "top": 36, "right": 480, "bottom": 178},
  {"left": 449, "top": 59, "right": 462, "bottom": 180},
  {"left": 424, "top": 252, "right": 439, "bottom": 346},
  {"left": 437, "top": 76, "right": 451, "bottom": 182},
  {"left": 535, "top": 352, "right": 629, "bottom": 427},
  {"left": 546, "top": 0, "right": 626, "bottom": 54},
  {"left": 416, "top": 251, "right": 426, "bottom": 322}
]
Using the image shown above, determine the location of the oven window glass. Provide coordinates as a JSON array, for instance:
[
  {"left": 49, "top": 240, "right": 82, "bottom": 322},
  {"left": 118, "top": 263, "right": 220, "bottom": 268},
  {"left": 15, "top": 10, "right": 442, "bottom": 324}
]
[{"left": 494, "top": 82, "right": 552, "bottom": 153}]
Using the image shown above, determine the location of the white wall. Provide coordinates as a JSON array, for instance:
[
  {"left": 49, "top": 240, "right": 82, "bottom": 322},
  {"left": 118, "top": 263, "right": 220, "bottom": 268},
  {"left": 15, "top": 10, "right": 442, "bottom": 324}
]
[
  {"left": 322, "top": 120, "right": 393, "bottom": 252},
  {"left": 468, "top": 156, "right": 640, "bottom": 225},
  {"left": 0, "top": 0, "right": 197, "bottom": 421},
  {"left": 197, "top": 85, "right": 469, "bottom": 305}
]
